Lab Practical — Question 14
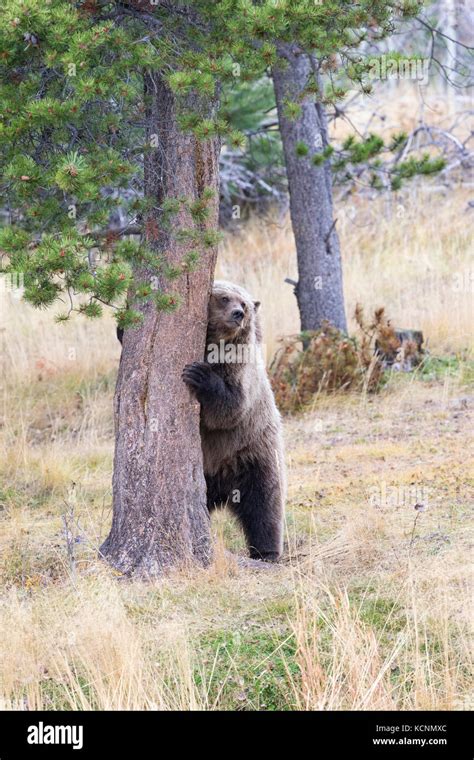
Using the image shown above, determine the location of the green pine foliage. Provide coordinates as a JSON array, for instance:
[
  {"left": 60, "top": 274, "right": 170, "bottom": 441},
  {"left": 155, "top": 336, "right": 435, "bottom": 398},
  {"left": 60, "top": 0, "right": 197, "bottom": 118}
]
[
  {"left": 331, "top": 135, "right": 445, "bottom": 190},
  {"left": 0, "top": 0, "right": 428, "bottom": 325}
]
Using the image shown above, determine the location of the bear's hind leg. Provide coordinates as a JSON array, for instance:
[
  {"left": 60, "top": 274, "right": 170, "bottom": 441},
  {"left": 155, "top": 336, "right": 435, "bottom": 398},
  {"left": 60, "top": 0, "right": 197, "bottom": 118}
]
[
  {"left": 230, "top": 460, "right": 283, "bottom": 562},
  {"left": 205, "top": 473, "right": 230, "bottom": 512}
]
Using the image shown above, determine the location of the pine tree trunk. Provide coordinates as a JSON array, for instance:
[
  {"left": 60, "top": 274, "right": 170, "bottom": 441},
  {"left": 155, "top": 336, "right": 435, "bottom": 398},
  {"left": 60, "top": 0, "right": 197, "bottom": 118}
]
[
  {"left": 100, "top": 72, "right": 220, "bottom": 577},
  {"left": 273, "top": 45, "right": 347, "bottom": 333}
]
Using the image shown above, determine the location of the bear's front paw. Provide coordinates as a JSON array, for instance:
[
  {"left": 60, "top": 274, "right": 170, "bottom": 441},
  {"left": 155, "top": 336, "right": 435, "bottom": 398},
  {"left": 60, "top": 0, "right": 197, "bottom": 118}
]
[{"left": 182, "top": 362, "right": 217, "bottom": 398}]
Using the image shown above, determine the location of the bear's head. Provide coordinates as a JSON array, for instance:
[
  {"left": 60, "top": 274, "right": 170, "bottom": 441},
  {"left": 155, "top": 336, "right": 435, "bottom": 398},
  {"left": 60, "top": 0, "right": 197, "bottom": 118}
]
[{"left": 207, "top": 280, "right": 261, "bottom": 345}]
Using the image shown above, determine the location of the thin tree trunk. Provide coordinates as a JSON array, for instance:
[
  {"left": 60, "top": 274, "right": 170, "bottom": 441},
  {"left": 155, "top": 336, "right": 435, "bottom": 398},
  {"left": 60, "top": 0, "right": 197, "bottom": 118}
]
[
  {"left": 100, "top": 72, "right": 220, "bottom": 577},
  {"left": 273, "top": 44, "right": 347, "bottom": 333}
]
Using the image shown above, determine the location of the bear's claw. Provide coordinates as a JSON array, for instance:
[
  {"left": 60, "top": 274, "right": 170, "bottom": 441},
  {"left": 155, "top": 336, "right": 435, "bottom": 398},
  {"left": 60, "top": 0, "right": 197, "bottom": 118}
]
[{"left": 182, "top": 362, "right": 212, "bottom": 391}]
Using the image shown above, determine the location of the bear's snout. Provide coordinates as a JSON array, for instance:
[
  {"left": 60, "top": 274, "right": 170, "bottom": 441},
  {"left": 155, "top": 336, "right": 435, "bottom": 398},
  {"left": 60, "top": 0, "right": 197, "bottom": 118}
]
[{"left": 231, "top": 308, "right": 244, "bottom": 323}]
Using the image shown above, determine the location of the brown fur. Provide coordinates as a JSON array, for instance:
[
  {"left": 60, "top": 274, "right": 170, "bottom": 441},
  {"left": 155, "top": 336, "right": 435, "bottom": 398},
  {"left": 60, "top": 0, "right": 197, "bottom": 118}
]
[{"left": 182, "top": 281, "right": 286, "bottom": 561}]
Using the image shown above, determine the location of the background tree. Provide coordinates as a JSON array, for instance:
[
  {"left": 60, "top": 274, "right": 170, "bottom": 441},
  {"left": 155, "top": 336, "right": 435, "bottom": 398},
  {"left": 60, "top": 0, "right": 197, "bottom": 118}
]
[
  {"left": 269, "top": 0, "right": 446, "bottom": 335},
  {"left": 220, "top": 2, "right": 471, "bottom": 334},
  {"left": 273, "top": 46, "right": 348, "bottom": 332}
]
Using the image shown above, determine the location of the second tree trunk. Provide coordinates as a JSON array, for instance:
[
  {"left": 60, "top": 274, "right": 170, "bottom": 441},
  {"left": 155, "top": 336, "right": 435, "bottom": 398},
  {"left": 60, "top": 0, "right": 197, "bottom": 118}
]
[{"left": 273, "top": 45, "right": 347, "bottom": 333}]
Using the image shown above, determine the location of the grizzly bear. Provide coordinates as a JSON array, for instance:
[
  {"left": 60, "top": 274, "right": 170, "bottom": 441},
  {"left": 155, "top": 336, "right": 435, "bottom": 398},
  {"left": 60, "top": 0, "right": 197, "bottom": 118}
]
[{"left": 182, "top": 280, "right": 286, "bottom": 562}]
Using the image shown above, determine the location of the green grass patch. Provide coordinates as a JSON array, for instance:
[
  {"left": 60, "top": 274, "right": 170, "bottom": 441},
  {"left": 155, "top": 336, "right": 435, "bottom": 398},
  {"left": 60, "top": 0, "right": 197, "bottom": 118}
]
[
  {"left": 195, "top": 625, "right": 299, "bottom": 710},
  {"left": 416, "top": 354, "right": 474, "bottom": 384}
]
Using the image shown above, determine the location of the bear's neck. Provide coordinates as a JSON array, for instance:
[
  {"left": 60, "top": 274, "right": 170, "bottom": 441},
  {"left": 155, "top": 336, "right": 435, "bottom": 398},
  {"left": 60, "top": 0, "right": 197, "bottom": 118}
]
[
  {"left": 205, "top": 326, "right": 261, "bottom": 367},
  {"left": 206, "top": 327, "right": 253, "bottom": 347}
]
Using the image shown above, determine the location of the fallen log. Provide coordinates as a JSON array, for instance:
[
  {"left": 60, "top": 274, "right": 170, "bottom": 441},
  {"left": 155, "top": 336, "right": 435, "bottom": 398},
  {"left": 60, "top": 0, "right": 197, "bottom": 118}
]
[{"left": 376, "top": 329, "right": 424, "bottom": 370}]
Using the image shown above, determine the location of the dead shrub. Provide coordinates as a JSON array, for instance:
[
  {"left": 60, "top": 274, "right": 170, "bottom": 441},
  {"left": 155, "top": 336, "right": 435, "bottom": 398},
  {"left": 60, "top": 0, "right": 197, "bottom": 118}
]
[{"left": 270, "top": 305, "right": 399, "bottom": 412}]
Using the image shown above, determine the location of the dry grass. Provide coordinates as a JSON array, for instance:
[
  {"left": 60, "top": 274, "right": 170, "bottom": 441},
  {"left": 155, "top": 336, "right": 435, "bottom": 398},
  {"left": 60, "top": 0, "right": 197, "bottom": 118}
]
[
  {"left": 0, "top": 84, "right": 473, "bottom": 711},
  {"left": 219, "top": 185, "right": 473, "bottom": 362}
]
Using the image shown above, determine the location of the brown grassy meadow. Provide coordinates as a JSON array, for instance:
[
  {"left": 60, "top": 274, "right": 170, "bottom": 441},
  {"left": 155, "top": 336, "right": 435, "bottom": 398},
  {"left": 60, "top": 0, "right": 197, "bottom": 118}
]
[{"left": 0, "top": 85, "right": 473, "bottom": 710}]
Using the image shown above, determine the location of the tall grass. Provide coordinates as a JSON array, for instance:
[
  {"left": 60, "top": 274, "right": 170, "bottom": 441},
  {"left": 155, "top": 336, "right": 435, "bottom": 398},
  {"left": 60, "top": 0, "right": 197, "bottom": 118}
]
[
  {"left": 285, "top": 574, "right": 471, "bottom": 711},
  {"left": 0, "top": 574, "right": 210, "bottom": 710},
  {"left": 0, "top": 564, "right": 470, "bottom": 710}
]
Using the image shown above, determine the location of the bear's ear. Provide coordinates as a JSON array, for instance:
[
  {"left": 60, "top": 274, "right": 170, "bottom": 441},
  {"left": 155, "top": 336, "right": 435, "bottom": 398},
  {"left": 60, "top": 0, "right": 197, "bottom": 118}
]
[{"left": 253, "top": 300, "right": 261, "bottom": 312}]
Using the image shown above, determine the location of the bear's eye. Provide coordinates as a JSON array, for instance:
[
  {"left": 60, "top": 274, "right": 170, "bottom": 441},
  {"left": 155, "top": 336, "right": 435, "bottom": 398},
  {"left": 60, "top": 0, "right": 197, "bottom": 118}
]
[
  {"left": 241, "top": 302, "right": 246, "bottom": 310},
  {"left": 221, "top": 296, "right": 230, "bottom": 305}
]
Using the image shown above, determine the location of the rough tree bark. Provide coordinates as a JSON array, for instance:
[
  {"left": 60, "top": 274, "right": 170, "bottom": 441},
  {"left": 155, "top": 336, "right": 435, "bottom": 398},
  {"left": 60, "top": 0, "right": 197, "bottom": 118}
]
[
  {"left": 273, "top": 44, "right": 347, "bottom": 333},
  {"left": 100, "top": 72, "right": 220, "bottom": 576}
]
